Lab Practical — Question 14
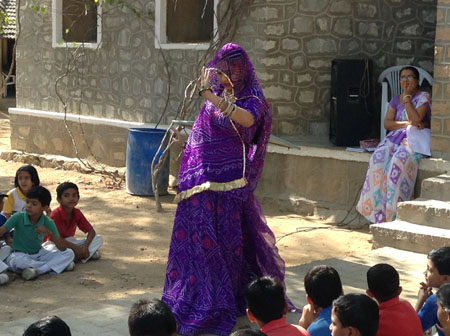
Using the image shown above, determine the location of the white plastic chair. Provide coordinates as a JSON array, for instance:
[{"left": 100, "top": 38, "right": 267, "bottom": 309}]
[
  {"left": 378, "top": 65, "right": 433, "bottom": 141},
  {"left": 2, "top": 72, "right": 15, "bottom": 98}
]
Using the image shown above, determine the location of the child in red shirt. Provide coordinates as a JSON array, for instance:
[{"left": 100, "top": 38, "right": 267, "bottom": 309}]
[
  {"left": 366, "top": 263, "right": 422, "bottom": 336},
  {"left": 245, "top": 276, "right": 310, "bottom": 336},
  {"left": 49, "top": 182, "right": 103, "bottom": 263}
]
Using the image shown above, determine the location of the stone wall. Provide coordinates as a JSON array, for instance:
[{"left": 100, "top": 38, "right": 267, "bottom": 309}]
[
  {"left": 234, "top": 0, "right": 436, "bottom": 137},
  {"left": 13, "top": 0, "right": 437, "bottom": 164},
  {"left": 431, "top": 0, "right": 450, "bottom": 157}
]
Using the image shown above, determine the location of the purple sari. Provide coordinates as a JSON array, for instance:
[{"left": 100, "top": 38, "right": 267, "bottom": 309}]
[{"left": 162, "top": 44, "right": 287, "bottom": 335}]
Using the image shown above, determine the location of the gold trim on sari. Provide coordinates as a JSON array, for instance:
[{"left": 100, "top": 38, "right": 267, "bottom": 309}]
[{"left": 174, "top": 177, "right": 247, "bottom": 204}]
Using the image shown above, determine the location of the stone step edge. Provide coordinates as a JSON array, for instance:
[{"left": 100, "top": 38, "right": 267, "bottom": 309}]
[
  {"left": 398, "top": 198, "right": 450, "bottom": 210},
  {"left": 371, "top": 220, "right": 450, "bottom": 237}
]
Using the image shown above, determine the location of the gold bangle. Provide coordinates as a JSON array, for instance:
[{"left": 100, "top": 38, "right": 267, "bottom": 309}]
[
  {"left": 198, "top": 87, "right": 211, "bottom": 96},
  {"left": 217, "top": 98, "right": 225, "bottom": 109}
]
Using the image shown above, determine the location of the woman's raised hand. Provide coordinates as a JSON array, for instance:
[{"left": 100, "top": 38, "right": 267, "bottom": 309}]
[
  {"left": 196, "top": 66, "right": 211, "bottom": 89},
  {"left": 404, "top": 80, "right": 416, "bottom": 96}
]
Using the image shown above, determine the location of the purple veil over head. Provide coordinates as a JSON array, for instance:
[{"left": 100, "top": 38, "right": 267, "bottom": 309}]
[
  {"left": 207, "top": 43, "right": 272, "bottom": 192},
  {"left": 177, "top": 43, "right": 272, "bottom": 199}
]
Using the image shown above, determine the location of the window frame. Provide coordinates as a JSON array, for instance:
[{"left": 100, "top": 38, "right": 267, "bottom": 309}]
[
  {"left": 52, "top": 0, "right": 102, "bottom": 49},
  {"left": 154, "top": 0, "right": 218, "bottom": 50}
]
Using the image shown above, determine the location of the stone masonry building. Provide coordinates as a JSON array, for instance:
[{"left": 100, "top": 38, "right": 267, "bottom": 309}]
[{"left": 10, "top": 0, "right": 439, "bottom": 167}]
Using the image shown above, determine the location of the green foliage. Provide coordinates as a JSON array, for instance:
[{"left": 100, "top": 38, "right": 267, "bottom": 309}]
[{"left": 30, "top": 4, "right": 47, "bottom": 14}]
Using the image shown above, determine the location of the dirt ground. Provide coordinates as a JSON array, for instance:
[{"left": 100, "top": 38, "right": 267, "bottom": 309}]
[{"left": 0, "top": 119, "right": 372, "bottom": 323}]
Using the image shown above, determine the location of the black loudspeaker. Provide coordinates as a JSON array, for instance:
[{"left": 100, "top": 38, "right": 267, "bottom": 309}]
[{"left": 329, "top": 59, "right": 373, "bottom": 146}]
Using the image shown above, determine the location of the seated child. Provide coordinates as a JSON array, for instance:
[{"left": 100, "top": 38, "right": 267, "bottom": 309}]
[
  {"left": 0, "top": 195, "right": 10, "bottom": 285},
  {"left": 0, "top": 186, "right": 75, "bottom": 280},
  {"left": 366, "top": 263, "right": 422, "bottom": 336},
  {"left": 437, "top": 283, "right": 450, "bottom": 336},
  {"left": 48, "top": 182, "right": 102, "bottom": 263},
  {"left": 3, "top": 165, "right": 40, "bottom": 218},
  {"left": 331, "top": 294, "right": 379, "bottom": 336},
  {"left": 299, "top": 265, "right": 343, "bottom": 336},
  {"left": 415, "top": 247, "right": 450, "bottom": 336},
  {"left": 23, "top": 315, "right": 72, "bottom": 336},
  {"left": 128, "top": 298, "right": 177, "bottom": 336},
  {"left": 245, "top": 276, "right": 310, "bottom": 336}
]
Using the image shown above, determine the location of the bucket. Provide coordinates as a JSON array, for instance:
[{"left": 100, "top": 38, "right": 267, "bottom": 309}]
[{"left": 126, "top": 128, "right": 169, "bottom": 196}]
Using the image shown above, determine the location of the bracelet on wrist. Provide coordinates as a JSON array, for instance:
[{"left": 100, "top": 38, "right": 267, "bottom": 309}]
[
  {"left": 217, "top": 98, "right": 225, "bottom": 109},
  {"left": 198, "top": 87, "right": 211, "bottom": 96}
]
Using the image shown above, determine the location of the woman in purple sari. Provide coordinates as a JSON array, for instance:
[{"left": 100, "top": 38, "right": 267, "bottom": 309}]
[
  {"left": 162, "top": 43, "right": 287, "bottom": 335},
  {"left": 356, "top": 66, "right": 431, "bottom": 223}
]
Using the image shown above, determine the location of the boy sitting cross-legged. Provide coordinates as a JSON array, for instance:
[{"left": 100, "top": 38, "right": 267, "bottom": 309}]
[
  {"left": 245, "top": 276, "right": 310, "bottom": 336},
  {"left": 0, "top": 186, "right": 74, "bottom": 280},
  {"left": 415, "top": 247, "right": 450, "bottom": 336},
  {"left": 366, "top": 263, "right": 422, "bottom": 336},
  {"left": 47, "top": 182, "right": 103, "bottom": 263}
]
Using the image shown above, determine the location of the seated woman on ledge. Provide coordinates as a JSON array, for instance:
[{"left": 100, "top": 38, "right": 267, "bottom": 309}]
[{"left": 356, "top": 66, "right": 431, "bottom": 224}]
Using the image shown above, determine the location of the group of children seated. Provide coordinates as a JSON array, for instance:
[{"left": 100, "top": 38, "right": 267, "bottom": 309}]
[
  {"left": 17, "top": 246, "right": 450, "bottom": 336},
  {"left": 0, "top": 164, "right": 103, "bottom": 284}
]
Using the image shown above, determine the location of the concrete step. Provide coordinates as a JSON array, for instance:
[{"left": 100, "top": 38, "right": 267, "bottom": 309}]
[
  {"left": 371, "top": 220, "right": 450, "bottom": 254},
  {"left": 421, "top": 174, "right": 450, "bottom": 202},
  {"left": 397, "top": 198, "right": 450, "bottom": 229}
]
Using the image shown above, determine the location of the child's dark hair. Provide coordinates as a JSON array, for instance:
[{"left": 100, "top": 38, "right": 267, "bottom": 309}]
[
  {"left": 14, "top": 165, "right": 40, "bottom": 190},
  {"left": 56, "top": 182, "right": 79, "bottom": 199},
  {"left": 429, "top": 247, "right": 450, "bottom": 276},
  {"left": 245, "top": 276, "right": 286, "bottom": 324},
  {"left": 128, "top": 299, "right": 177, "bottom": 336},
  {"left": 230, "top": 328, "right": 267, "bottom": 336},
  {"left": 333, "top": 294, "right": 379, "bottom": 336},
  {"left": 23, "top": 315, "right": 71, "bottom": 336},
  {"left": 304, "top": 265, "right": 342, "bottom": 308},
  {"left": 437, "top": 283, "right": 450, "bottom": 311},
  {"left": 27, "top": 186, "right": 51, "bottom": 207},
  {"left": 367, "top": 263, "right": 399, "bottom": 302}
]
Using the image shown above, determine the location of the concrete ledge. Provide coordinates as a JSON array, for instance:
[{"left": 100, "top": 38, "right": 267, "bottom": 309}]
[
  {"left": 0, "top": 149, "right": 126, "bottom": 176},
  {"left": 8, "top": 108, "right": 450, "bottom": 222},
  {"left": 397, "top": 198, "right": 450, "bottom": 229},
  {"left": 9, "top": 107, "right": 169, "bottom": 130},
  {"left": 371, "top": 220, "right": 450, "bottom": 254}
]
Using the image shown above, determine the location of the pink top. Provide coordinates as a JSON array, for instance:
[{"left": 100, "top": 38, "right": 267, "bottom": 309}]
[
  {"left": 377, "top": 296, "right": 423, "bottom": 336},
  {"left": 261, "top": 317, "right": 310, "bottom": 336}
]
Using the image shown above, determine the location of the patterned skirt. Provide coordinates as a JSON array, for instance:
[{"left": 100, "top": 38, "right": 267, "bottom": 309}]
[
  {"left": 356, "top": 137, "right": 423, "bottom": 223},
  {"left": 162, "top": 189, "right": 286, "bottom": 335}
]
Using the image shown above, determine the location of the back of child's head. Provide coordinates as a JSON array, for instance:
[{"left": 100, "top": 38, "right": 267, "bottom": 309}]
[
  {"left": 230, "top": 328, "right": 267, "bottom": 336},
  {"left": 304, "top": 265, "right": 342, "bottom": 308},
  {"left": 437, "top": 283, "right": 450, "bottom": 311},
  {"left": 429, "top": 247, "right": 450, "bottom": 276},
  {"left": 333, "top": 294, "right": 379, "bottom": 336},
  {"left": 128, "top": 298, "right": 177, "bottom": 336},
  {"left": 27, "top": 186, "right": 51, "bottom": 207},
  {"left": 23, "top": 315, "right": 71, "bottom": 336},
  {"left": 15, "top": 165, "right": 40, "bottom": 189},
  {"left": 56, "top": 182, "right": 79, "bottom": 199},
  {"left": 245, "top": 276, "right": 286, "bottom": 324},
  {"left": 367, "top": 263, "right": 400, "bottom": 302}
]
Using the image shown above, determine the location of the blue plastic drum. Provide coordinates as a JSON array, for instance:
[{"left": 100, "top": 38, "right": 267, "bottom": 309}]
[{"left": 126, "top": 128, "right": 169, "bottom": 196}]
